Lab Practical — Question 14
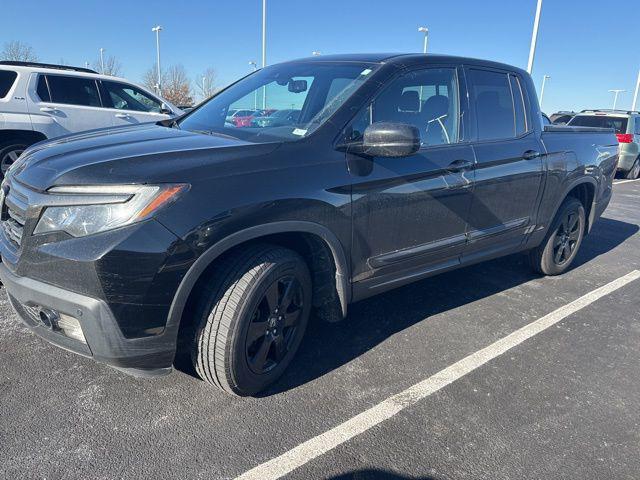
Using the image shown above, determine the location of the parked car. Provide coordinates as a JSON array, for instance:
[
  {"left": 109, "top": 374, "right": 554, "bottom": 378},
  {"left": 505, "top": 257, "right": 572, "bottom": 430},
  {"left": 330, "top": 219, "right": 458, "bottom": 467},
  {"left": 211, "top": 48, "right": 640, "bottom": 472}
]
[
  {"left": 568, "top": 109, "right": 640, "bottom": 179},
  {"left": 0, "top": 61, "right": 182, "bottom": 178},
  {"left": 232, "top": 109, "right": 263, "bottom": 127},
  {"left": 225, "top": 108, "right": 255, "bottom": 125},
  {"left": 550, "top": 111, "right": 576, "bottom": 125},
  {"left": 0, "top": 54, "right": 617, "bottom": 396},
  {"left": 251, "top": 109, "right": 300, "bottom": 127}
]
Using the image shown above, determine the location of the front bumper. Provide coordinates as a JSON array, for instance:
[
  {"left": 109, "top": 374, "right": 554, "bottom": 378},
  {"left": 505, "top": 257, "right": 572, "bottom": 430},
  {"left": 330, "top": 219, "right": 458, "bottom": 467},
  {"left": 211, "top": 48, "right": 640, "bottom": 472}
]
[{"left": 0, "top": 262, "right": 176, "bottom": 376}]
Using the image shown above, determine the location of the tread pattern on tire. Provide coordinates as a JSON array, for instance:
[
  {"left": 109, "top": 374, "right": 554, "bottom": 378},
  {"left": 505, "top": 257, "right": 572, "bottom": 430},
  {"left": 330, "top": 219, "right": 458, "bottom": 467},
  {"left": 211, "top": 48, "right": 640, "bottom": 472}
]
[
  {"left": 192, "top": 243, "right": 301, "bottom": 395},
  {"left": 528, "top": 196, "right": 584, "bottom": 276}
]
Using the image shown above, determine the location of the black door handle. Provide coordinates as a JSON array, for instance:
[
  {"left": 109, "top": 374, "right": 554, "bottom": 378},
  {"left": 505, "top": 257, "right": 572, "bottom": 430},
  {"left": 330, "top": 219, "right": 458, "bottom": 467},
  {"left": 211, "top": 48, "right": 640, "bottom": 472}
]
[
  {"left": 523, "top": 150, "right": 541, "bottom": 160},
  {"left": 446, "top": 159, "right": 473, "bottom": 172}
]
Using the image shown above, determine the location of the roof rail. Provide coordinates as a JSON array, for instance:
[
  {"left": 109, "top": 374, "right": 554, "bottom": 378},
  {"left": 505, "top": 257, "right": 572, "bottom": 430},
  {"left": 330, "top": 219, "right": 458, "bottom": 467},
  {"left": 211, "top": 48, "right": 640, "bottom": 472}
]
[
  {"left": 579, "top": 109, "right": 635, "bottom": 114},
  {"left": 0, "top": 60, "right": 98, "bottom": 74}
]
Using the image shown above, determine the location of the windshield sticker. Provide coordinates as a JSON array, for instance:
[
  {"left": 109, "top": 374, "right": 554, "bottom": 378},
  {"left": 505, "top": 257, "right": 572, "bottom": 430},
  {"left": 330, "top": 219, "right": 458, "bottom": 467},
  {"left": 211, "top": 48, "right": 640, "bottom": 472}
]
[{"left": 292, "top": 128, "right": 307, "bottom": 136}]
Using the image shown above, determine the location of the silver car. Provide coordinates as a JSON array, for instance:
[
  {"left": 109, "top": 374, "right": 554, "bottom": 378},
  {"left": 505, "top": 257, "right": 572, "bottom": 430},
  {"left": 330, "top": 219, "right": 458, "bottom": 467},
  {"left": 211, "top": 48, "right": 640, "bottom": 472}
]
[{"left": 568, "top": 110, "right": 640, "bottom": 179}]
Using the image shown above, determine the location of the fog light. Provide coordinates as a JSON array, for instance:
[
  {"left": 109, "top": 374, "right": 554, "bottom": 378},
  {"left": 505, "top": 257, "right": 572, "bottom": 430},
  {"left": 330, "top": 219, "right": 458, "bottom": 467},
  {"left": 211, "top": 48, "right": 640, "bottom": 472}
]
[{"left": 56, "top": 313, "right": 86, "bottom": 344}]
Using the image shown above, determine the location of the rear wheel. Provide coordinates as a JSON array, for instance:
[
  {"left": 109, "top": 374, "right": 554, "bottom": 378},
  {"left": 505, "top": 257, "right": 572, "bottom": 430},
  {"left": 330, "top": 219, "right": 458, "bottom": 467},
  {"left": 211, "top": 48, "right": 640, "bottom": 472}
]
[
  {"left": 529, "top": 197, "right": 585, "bottom": 276},
  {"left": 0, "top": 142, "right": 27, "bottom": 178},
  {"left": 626, "top": 157, "right": 640, "bottom": 180},
  {"left": 192, "top": 244, "right": 312, "bottom": 396}
]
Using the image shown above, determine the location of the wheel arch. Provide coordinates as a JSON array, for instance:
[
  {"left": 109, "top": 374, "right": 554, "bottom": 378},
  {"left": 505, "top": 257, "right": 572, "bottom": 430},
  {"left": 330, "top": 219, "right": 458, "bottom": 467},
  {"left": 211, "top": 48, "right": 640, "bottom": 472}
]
[
  {"left": 167, "top": 221, "right": 350, "bottom": 336},
  {"left": 552, "top": 177, "right": 597, "bottom": 234},
  {"left": 0, "top": 129, "right": 47, "bottom": 145}
]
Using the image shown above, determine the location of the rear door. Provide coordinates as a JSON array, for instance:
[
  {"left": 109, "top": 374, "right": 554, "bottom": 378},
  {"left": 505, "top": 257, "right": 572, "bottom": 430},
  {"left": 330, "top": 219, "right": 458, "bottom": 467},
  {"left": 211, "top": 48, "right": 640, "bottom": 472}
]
[
  {"left": 463, "top": 67, "right": 544, "bottom": 260},
  {"left": 32, "top": 74, "right": 114, "bottom": 137},
  {"left": 101, "top": 80, "right": 173, "bottom": 125}
]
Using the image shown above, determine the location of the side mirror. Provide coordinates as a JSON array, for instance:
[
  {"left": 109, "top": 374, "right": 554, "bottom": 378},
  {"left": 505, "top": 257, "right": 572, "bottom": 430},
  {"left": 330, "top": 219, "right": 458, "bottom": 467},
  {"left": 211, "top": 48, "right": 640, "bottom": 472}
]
[
  {"left": 358, "top": 122, "right": 421, "bottom": 158},
  {"left": 159, "top": 103, "right": 173, "bottom": 115}
]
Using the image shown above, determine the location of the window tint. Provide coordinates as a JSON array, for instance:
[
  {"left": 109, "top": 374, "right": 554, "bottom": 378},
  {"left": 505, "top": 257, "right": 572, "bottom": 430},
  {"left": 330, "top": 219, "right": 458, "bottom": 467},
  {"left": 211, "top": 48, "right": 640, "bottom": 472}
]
[
  {"left": 36, "top": 75, "right": 51, "bottom": 102},
  {"left": 568, "top": 115, "right": 628, "bottom": 133},
  {"left": 46, "top": 75, "right": 101, "bottom": 107},
  {"left": 0, "top": 70, "right": 18, "bottom": 99},
  {"left": 509, "top": 75, "right": 527, "bottom": 135},
  {"left": 469, "top": 69, "right": 518, "bottom": 140},
  {"left": 103, "top": 81, "right": 162, "bottom": 112},
  {"left": 349, "top": 67, "right": 459, "bottom": 146}
]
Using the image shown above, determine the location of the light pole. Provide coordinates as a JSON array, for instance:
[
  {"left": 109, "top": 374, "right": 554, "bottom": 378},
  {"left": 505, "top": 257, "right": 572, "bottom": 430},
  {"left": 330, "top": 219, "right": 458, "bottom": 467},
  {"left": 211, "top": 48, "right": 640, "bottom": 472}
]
[
  {"left": 85, "top": 61, "right": 90, "bottom": 69},
  {"left": 261, "top": 0, "right": 267, "bottom": 109},
  {"left": 632, "top": 70, "right": 640, "bottom": 111},
  {"left": 539, "top": 75, "right": 550, "bottom": 110},
  {"left": 202, "top": 75, "right": 206, "bottom": 101},
  {"left": 609, "top": 89, "right": 625, "bottom": 110},
  {"left": 418, "top": 26, "right": 429, "bottom": 54},
  {"left": 249, "top": 61, "right": 258, "bottom": 110},
  {"left": 527, "top": 0, "right": 543, "bottom": 74},
  {"left": 152, "top": 25, "right": 163, "bottom": 94},
  {"left": 99, "top": 48, "right": 105, "bottom": 74}
]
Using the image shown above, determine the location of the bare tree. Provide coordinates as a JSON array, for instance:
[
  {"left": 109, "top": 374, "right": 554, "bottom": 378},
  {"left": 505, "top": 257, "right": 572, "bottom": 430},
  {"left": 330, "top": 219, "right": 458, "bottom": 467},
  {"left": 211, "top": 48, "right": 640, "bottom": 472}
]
[
  {"left": 92, "top": 55, "right": 122, "bottom": 76},
  {"left": 2, "top": 41, "right": 38, "bottom": 62},
  {"left": 143, "top": 64, "right": 193, "bottom": 106},
  {"left": 195, "top": 68, "right": 219, "bottom": 101}
]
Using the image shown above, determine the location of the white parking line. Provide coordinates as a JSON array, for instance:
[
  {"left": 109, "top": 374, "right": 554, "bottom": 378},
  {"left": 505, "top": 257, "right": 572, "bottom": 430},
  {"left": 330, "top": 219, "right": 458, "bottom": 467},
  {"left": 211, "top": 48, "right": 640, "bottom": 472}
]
[
  {"left": 613, "top": 179, "right": 640, "bottom": 185},
  {"left": 236, "top": 270, "right": 640, "bottom": 480}
]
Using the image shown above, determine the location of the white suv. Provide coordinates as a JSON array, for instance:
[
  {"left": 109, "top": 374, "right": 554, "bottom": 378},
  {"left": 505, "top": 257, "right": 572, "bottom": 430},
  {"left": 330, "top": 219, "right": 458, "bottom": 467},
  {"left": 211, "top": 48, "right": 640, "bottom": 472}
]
[{"left": 0, "top": 61, "right": 182, "bottom": 177}]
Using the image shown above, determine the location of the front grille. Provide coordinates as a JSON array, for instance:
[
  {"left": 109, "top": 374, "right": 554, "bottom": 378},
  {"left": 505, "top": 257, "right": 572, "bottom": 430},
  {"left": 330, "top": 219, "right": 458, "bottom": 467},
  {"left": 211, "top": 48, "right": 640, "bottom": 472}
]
[{"left": 1, "top": 180, "right": 28, "bottom": 248}]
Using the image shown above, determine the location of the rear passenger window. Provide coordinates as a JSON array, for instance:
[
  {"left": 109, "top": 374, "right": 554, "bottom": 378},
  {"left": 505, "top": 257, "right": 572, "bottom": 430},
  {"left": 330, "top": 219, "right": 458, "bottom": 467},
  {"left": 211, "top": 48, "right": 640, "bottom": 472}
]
[
  {"left": 46, "top": 75, "right": 101, "bottom": 107},
  {"left": 36, "top": 75, "right": 51, "bottom": 102},
  {"left": 509, "top": 75, "right": 527, "bottom": 135},
  {"left": 635, "top": 118, "right": 640, "bottom": 135},
  {"left": 0, "top": 70, "right": 18, "bottom": 99},
  {"left": 469, "top": 69, "right": 523, "bottom": 141}
]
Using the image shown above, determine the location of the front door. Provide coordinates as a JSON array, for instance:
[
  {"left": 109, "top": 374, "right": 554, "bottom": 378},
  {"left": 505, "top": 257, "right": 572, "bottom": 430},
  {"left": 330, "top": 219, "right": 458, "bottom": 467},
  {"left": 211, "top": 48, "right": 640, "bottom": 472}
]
[
  {"left": 101, "top": 80, "right": 172, "bottom": 126},
  {"left": 346, "top": 66, "right": 475, "bottom": 298},
  {"left": 463, "top": 67, "right": 544, "bottom": 260}
]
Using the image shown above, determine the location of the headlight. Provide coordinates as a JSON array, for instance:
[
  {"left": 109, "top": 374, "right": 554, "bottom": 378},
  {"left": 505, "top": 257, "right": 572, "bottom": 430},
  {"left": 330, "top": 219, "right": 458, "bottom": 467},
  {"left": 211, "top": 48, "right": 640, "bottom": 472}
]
[{"left": 34, "top": 184, "right": 188, "bottom": 237}]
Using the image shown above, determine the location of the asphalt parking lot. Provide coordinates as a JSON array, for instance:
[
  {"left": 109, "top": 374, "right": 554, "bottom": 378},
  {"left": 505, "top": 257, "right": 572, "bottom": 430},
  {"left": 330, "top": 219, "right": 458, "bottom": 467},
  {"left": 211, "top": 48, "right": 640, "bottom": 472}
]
[{"left": 1, "top": 179, "right": 639, "bottom": 480}]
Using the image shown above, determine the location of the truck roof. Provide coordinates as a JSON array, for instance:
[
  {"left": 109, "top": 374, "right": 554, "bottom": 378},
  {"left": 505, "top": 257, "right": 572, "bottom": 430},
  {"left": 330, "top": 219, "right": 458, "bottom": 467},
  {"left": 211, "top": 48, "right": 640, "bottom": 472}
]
[{"left": 284, "top": 53, "right": 529, "bottom": 75}]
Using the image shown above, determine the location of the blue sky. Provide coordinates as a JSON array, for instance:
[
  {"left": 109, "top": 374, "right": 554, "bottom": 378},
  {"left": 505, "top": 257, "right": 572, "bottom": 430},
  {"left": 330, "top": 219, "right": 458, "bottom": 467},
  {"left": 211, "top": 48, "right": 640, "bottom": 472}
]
[{"left": 3, "top": 0, "right": 639, "bottom": 113}]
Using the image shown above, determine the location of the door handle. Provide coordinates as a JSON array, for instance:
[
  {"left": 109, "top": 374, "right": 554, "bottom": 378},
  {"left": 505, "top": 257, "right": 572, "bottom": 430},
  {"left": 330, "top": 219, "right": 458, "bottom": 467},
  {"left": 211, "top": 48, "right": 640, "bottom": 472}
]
[
  {"left": 523, "top": 150, "right": 541, "bottom": 160},
  {"left": 115, "top": 113, "right": 131, "bottom": 119},
  {"left": 445, "top": 159, "right": 473, "bottom": 172},
  {"left": 40, "top": 107, "right": 57, "bottom": 113}
]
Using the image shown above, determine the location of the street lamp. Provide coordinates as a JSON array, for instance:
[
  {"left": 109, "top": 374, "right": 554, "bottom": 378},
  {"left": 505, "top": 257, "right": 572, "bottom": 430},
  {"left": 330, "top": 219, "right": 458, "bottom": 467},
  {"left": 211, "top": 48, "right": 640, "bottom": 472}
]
[
  {"left": 261, "top": 0, "right": 267, "bottom": 109},
  {"left": 539, "top": 75, "right": 550, "bottom": 110},
  {"left": 418, "top": 26, "right": 429, "bottom": 54},
  {"left": 609, "top": 89, "right": 625, "bottom": 110},
  {"left": 99, "top": 48, "right": 105, "bottom": 74},
  {"left": 249, "top": 61, "right": 258, "bottom": 110},
  {"left": 632, "top": 70, "right": 640, "bottom": 111},
  {"left": 527, "top": 0, "right": 543, "bottom": 74},
  {"left": 152, "top": 25, "right": 163, "bottom": 94},
  {"left": 202, "top": 75, "right": 207, "bottom": 100}
]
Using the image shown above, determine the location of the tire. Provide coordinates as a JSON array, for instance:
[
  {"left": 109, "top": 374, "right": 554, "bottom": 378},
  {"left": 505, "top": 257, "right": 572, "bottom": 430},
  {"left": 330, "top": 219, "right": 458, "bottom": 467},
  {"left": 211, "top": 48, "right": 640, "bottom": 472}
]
[
  {"left": 0, "top": 141, "right": 27, "bottom": 178},
  {"left": 626, "top": 157, "right": 640, "bottom": 180},
  {"left": 192, "top": 244, "right": 312, "bottom": 396},
  {"left": 529, "top": 197, "right": 585, "bottom": 276}
]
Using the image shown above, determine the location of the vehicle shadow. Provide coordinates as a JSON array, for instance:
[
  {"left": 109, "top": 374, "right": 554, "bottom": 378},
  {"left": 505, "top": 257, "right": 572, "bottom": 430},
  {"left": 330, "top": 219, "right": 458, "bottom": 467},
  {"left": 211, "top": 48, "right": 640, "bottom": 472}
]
[
  {"left": 324, "top": 469, "right": 439, "bottom": 480},
  {"left": 174, "top": 217, "right": 638, "bottom": 394}
]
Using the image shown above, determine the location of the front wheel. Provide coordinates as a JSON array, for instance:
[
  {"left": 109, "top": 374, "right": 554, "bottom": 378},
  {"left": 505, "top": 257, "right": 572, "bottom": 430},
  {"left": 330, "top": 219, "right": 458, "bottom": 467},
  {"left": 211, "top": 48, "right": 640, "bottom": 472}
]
[
  {"left": 192, "top": 244, "right": 312, "bottom": 396},
  {"left": 529, "top": 197, "right": 585, "bottom": 276}
]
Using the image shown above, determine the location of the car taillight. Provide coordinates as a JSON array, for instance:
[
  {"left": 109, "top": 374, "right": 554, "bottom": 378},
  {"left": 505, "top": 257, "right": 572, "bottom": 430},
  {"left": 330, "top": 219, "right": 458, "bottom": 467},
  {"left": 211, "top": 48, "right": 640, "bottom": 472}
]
[{"left": 616, "top": 133, "right": 634, "bottom": 143}]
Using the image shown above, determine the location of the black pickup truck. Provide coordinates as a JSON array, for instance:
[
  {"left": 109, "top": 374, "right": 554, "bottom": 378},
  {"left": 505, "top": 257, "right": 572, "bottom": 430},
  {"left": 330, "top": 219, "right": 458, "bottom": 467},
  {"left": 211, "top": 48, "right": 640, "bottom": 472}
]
[{"left": 0, "top": 54, "right": 617, "bottom": 396}]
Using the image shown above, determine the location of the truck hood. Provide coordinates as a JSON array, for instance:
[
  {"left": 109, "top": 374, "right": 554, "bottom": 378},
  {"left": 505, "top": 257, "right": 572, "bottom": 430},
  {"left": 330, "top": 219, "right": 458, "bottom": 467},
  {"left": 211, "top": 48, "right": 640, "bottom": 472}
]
[{"left": 9, "top": 123, "right": 280, "bottom": 190}]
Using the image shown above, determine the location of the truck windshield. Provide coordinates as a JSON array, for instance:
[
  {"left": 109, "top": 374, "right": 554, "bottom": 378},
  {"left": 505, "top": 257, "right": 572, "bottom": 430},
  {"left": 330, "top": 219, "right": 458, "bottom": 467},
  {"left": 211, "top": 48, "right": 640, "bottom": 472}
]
[
  {"left": 569, "top": 115, "right": 628, "bottom": 133},
  {"left": 178, "top": 62, "right": 378, "bottom": 142}
]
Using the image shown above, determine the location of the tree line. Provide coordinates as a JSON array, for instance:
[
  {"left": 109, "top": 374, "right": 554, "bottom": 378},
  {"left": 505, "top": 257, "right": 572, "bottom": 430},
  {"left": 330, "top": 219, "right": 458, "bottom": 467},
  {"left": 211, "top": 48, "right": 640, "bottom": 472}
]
[{"left": 1, "top": 40, "right": 218, "bottom": 107}]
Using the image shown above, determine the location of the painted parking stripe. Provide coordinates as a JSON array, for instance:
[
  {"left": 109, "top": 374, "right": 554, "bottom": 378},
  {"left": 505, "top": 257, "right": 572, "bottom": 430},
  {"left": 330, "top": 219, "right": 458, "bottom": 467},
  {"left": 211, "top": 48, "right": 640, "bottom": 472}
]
[
  {"left": 236, "top": 270, "right": 640, "bottom": 480},
  {"left": 613, "top": 179, "right": 640, "bottom": 185}
]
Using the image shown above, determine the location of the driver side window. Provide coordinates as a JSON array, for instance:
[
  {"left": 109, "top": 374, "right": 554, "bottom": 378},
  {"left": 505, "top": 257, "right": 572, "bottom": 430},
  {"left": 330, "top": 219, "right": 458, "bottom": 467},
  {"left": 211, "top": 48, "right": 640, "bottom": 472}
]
[{"left": 349, "top": 67, "right": 460, "bottom": 147}]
